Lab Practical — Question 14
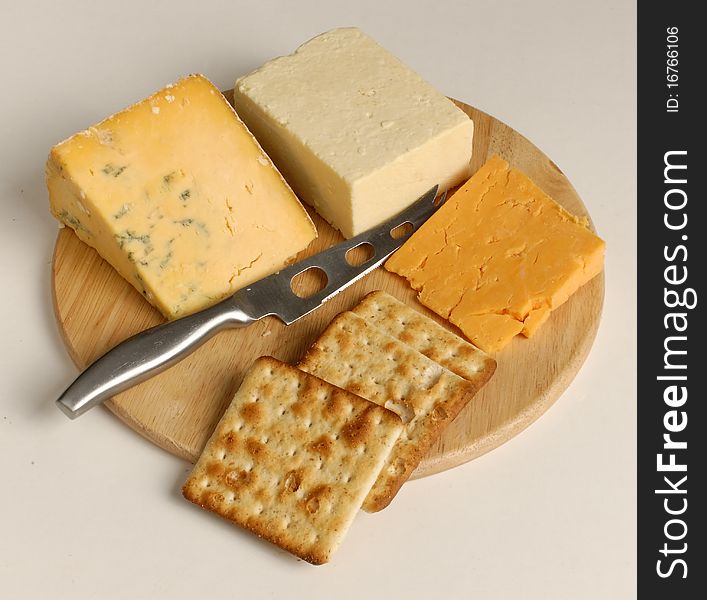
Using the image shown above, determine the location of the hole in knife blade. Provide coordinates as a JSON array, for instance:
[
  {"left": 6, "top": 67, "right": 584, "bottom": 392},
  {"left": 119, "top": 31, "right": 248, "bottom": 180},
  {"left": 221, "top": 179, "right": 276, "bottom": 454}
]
[
  {"left": 390, "top": 222, "right": 414, "bottom": 240},
  {"left": 345, "top": 242, "right": 375, "bottom": 267},
  {"left": 290, "top": 266, "right": 328, "bottom": 299}
]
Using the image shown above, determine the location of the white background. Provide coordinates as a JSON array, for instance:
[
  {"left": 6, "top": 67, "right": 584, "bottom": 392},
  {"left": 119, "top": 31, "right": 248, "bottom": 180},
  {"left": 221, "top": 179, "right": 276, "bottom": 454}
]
[{"left": 0, "top": 1, "right": 636, "bottom": 598}]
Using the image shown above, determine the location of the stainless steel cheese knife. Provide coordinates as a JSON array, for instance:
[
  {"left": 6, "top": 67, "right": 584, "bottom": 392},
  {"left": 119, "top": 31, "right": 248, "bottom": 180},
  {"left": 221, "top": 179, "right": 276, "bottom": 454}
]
[{"left": 56, "top": 186, "right": 444, "bottom": 419}]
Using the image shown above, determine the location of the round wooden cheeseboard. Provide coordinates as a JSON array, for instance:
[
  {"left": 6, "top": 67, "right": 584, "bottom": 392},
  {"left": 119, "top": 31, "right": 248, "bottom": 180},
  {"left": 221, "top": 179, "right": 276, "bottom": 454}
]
[{"left": 51, "top": 97, "right": 604, "bottom": 479}]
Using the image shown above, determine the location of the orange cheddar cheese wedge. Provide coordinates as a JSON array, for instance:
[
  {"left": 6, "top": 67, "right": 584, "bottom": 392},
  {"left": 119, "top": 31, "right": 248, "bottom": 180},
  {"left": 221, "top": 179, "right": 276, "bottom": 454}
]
[{"left": 385, "top": 155, "right": 605, "bottom": 352}]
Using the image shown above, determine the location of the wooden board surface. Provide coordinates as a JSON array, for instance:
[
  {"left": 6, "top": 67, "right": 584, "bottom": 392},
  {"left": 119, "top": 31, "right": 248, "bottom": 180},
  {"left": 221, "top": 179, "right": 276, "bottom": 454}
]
[{"left": 51, "top": 98, "right": 604, "bottom": 479}]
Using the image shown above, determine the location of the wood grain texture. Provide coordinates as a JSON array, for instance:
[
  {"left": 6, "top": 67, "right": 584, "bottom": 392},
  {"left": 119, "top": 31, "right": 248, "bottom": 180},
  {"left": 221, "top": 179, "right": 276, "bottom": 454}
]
[{"left": 51, "top": 98, "right": 604, "bottom": 479}]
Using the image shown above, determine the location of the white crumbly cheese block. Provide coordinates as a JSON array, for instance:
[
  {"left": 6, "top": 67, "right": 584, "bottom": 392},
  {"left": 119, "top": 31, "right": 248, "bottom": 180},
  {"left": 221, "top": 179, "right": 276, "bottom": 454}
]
[
  {"left": 47, "top": 74, "right": 317, "bottom": 319},
  {"left": 234, "top": 27, "right": 474, "bottom": 238}
]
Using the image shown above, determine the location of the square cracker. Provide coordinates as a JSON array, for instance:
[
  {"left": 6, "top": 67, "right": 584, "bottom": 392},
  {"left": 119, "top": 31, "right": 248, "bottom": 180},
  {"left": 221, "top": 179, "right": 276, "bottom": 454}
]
[
  {"left": 298, "top": 312, "right": 491, "bottom": 512},
  {"left": 351, "top": 291, "right": 496, "bottom": 382},
  {"left": 182, "top": 356, "right": 402, "bottom": 565}
]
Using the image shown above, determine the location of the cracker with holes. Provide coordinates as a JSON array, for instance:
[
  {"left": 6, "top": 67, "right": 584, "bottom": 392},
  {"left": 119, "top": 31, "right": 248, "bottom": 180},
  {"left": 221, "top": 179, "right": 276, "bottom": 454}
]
[
  {"left": 351, "top": 291, "right": 496, "bottom": 382},
  {"left": 182, "top": 356, "right": 402, "bottom": 565},
  {"left": 298, "top": 311, "right": 494, "bottom": 512}
]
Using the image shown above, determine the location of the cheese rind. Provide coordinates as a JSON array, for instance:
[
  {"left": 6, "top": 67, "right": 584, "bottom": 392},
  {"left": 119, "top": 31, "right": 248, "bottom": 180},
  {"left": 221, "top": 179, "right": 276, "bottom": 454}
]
[
  {"left": 47, "top": 74, "right": 316, "bottom": 319},
  {"left": 234, "top": 27, "right": 474, "bottom": 238},
  {"left": 385, "top": 156, "right": 605, "bottom": 352}
]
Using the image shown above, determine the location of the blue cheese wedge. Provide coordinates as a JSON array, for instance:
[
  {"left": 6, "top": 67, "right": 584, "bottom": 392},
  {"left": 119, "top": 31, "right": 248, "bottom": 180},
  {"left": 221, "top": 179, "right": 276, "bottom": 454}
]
[
  {"left": 47, "top": 74, "right": 317, "bottom": 319},
  {"left": 233, "top": 27, "right": 474, "bottom": 238}
]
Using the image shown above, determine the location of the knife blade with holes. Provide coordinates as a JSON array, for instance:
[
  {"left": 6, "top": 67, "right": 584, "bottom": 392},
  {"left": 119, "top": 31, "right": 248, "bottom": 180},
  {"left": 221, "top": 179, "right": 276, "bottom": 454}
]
[{"left": 56, "top": 186, "right": 446, "bottom": 418}]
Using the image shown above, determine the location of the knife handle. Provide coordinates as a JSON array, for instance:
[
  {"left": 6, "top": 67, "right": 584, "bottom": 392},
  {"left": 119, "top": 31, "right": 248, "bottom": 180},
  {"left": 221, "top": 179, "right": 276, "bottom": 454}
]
[{"left": 56, "top": 301, "right": 256, "bottom": 419}]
